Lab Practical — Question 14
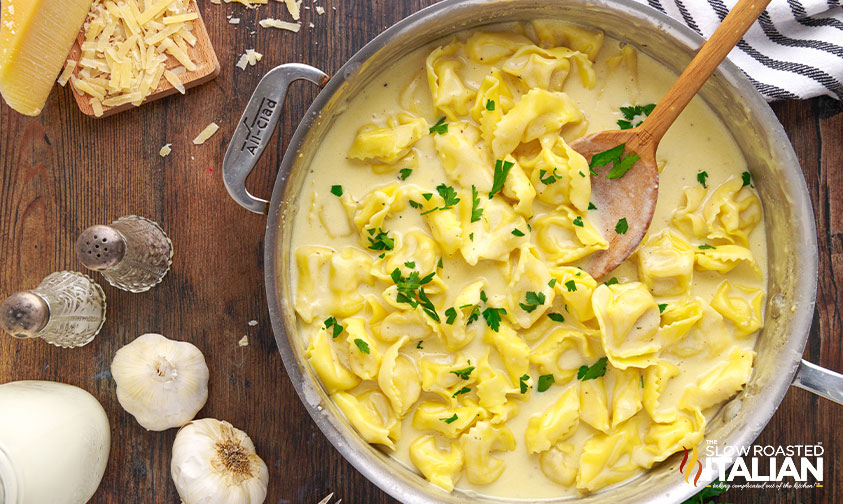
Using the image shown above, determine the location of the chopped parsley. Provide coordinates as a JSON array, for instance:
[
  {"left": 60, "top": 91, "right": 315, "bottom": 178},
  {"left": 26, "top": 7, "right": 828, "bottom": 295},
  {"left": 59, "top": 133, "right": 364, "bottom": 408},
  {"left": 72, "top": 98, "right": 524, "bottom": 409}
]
[
  {"left": 486, "top": 99, "right": 495, "bottom": 111},
  {"left": 469, "top": 232, "right": 474, "bottom": 241},
  {"left": 607, "top": 152, "right": 641, "bottom": 179},
  {"left": 466, "top": 304, "right": 481, "bottom": 325},
  {"left": 437, "top": 257, "right": 444, "bottom": 269},
  {"left": 511, "top": 228, "right": 525, "bottom": 237},
  {"left": 416, "top": 340, "right": 424, "bottom": 349},
  {"left": 330, "top": 185, "right": 343, "bottom": 197},
  {"left": 572, "top": 216, "right": 584, "bottom": 227},
  {"left": 399, "top": 168, "right": 413, "bottom": 180},
  {"left": 698, "top": 244, "right": 716, "bottom": 250},
  {"left": 452, "top": 386, "right": 471, "bottom": 398},
  {"left": 445, "top": 307, "right": 458, "bottom": 325},
  {"left": 353, "top": 338, "right": 370, "bottom": 354},
  {"left": 548, "top": 312, "right": 565, "bottom": 323},
  {"left": 429, "top": 116, "right": 448, "bottom": 135},
  {"left": 409, "top": 200, "right": 422, "bottom": 209},
  {"left": 367, "top": 227, "right": 395, "bottom": 251},
  {"left": 605, "top": 277, "right": 619, "bottom": 286},
  {"left": 489, "top": 159, "right": 514, "bottom": 199},
  {"left": 391, "top": 268, "right": 439, "bottom": 322},
  {"left": 577, "top": 357, "right": 608, "bottom": 381},
  {"left": 589, "top": 144, "right": 625, "bottom": 169},
  {"left": 589, "top": 143, "right": 640, "bottom": 179},
  {"left": 565, "top": 280, "right": 577, "bottom": 292},
  {"left": 617, "top": 103, "right": 656, "bottom": 130},
  {"left": 440, "top": 413, "right": 458, "bottom": 424},
  {"left": 519, "top": 374, "right": 530, "bottom": 394},
  {"left": 482, "top": 306, "right": 507, "bottom": 332},
  {"left": 471, "top": 185, "right": 483, "bottom": 223},
  {"left": 588, "top": 202, "right": 597, "bottom": 210},
  {"left": 579, "top": 170, "right": 586, "bottom": 177},
  {"left": 537, "top": 374, "right": 555, "bottom": 392},
  {"left": 480, "top": 291, "right": 488, "bottom": 303},
  {"left": 450, "top": 364, "right": 474, "bottom": 380},
  {"left": 548, "top": 278, "right": 557, "bottom": 288},
  {"left": 641, "top": 375, "right": 645, "bottom": 388},
  {"left": 323, "top": 317, "right": 343, "bottom": 338},
  {"left": 539, "top": 168, "right": 559, "bottom": 186},
  {"left": 697, "top": 171, "right": 709, "bottom": 188},
  {"left": 658, "top": 303, "right": 668, "bottom": 313},
  {"left": 404, "top": 261, "right": 416, "bottom": 268},
  {"left": 519, "top": 291, "right": 546, "bottom": 313},
  {"left": 422, "top": 192, "right": 433, "bottom": 201},
  {"left": 742, "top": 171, "right": 752, "bottom": 187},
  {"left": 615, "top": 218, "right": 629, "bottom": 235},
  {"left": 421, "top": 184, "right": 461, "bottom": 215}
]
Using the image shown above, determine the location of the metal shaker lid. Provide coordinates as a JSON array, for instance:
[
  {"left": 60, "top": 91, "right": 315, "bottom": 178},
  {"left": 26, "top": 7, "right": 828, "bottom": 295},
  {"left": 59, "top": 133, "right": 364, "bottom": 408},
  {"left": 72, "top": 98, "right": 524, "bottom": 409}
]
[
  {"left": 0, "top": 291, "right": 49, "bottom": 338},
  {"left": 76, "top": 225, "right": 126, "bottom": 271}
]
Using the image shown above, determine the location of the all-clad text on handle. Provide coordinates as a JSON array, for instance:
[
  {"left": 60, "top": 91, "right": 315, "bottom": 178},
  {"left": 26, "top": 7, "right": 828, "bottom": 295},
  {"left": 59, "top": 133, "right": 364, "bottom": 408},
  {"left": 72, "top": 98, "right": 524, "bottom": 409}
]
[{"left": 223, "top": 63, "right": 329, "bottom": 215}]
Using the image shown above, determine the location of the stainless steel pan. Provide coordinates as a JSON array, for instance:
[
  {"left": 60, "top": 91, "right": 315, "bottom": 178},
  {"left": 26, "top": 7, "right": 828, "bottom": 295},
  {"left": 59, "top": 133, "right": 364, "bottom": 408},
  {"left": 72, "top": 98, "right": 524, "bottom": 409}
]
[{"left": 222, "top": 1, "right": 843, "bottom": 501}]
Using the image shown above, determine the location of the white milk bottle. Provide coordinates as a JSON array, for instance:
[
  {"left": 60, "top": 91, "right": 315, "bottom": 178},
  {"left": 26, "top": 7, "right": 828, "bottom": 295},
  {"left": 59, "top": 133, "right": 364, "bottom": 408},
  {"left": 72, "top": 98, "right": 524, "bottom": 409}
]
[{"left": 0, "top": 381, "right": 110, "bottom": 504}]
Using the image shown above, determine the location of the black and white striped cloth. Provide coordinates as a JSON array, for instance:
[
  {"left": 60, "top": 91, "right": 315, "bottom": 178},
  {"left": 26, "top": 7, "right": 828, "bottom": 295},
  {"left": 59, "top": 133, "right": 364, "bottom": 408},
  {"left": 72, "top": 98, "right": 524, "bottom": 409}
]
[{"left": 633, "top": 0, "right": 843, "bottom": 101}]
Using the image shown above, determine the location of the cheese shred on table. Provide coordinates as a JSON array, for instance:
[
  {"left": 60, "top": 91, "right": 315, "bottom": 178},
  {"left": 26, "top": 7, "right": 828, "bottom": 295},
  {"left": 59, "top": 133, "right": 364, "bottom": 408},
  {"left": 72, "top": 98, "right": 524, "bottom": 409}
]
[
  {"left": 192, "top": 122, "right": 219, "bottom": 145},
  {"left": 70, "top": 0, "right": 198, "bottom": 108}
]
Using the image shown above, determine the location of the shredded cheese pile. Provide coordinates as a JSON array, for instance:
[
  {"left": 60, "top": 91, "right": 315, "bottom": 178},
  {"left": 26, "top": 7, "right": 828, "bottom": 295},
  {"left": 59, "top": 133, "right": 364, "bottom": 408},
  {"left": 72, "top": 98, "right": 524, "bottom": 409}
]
[{"left": 68, "top": 0, "right": 199, "bottom": 116}]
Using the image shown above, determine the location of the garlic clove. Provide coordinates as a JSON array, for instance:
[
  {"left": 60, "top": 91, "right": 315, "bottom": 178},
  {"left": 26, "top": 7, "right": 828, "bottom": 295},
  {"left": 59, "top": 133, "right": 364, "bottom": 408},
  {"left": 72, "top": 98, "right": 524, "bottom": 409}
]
[
  {"left": 111, "top": 333, "right": 209, "bottom": 431},
  {"left": 171, "top": 418, "right": 269, "bottom": 504}
]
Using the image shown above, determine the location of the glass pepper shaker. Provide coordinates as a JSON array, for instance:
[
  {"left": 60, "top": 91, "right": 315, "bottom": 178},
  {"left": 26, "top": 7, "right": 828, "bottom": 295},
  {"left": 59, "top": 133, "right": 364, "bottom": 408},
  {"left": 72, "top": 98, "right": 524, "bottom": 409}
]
[
  {"left": 75, "top": 215, "right": 173, "bottom": 293},
  {"left": 0, "top": 271, "right": 106, "bottom": 348}
]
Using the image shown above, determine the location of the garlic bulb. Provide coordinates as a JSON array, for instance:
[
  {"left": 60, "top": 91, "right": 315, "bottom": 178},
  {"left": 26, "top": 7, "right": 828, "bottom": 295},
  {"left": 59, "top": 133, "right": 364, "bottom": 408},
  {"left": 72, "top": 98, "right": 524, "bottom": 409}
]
[
  {"left": 171, "top": 418, "right": 269, "bottom": 504},
  {"left": 111, "top": 333, "right": 209, "bottom": 431}
]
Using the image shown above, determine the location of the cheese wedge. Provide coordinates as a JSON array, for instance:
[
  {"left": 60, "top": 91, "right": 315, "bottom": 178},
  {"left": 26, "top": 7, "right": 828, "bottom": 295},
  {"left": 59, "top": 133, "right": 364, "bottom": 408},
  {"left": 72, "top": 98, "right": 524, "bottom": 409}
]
[{"left": 0, "top": 0, "right": 93, "bottom": 115}]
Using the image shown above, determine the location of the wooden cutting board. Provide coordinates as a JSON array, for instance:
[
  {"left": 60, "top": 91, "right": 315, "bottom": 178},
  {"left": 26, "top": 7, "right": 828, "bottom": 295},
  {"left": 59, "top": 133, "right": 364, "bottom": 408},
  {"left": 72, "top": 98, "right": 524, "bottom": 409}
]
[{"left": 65, "top": 0, "right": 219, "bottom": 118}]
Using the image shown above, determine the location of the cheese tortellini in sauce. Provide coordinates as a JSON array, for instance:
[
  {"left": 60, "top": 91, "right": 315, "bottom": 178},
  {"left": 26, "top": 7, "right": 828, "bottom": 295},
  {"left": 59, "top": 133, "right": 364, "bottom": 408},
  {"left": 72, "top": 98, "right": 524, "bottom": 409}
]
[{"left": 293, "top": 21, "right": 766, "bottom": 500}]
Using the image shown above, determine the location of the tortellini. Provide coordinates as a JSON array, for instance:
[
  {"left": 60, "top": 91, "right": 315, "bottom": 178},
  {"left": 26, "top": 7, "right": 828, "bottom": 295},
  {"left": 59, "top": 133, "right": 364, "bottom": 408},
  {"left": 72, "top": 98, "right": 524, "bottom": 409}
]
[
  {"left": 672, "top": 175, "right": 762, "bottom": 246},
  {"left": 459, "top": 421, "right": 516, "bottom": 485},
  {"left": 348, "top": 113, "right": 428, "bottom": 164},
  {"left": 710, "top": 281, "right": 764, "bottom": 337},
  {"left": 525, "top": 386, "right": 579, "bottom": 453},
  {"left": 295, "top": 246, "right": 374, "bottom": 323},
  {"left": 333, "top": 389, "right": 401, "bottom": 450},
  {"left": 426, "top": 40, "right": 476, "bottom": 120},
  {"left": 378, "top": 337, "right": 421, "bottom": 416},
  {"left": 296, "top": 21, "right": 767, "bottom": 498},
  {"left": 636, "top": 229, "right": 695, "bottom": 296},
  {"left": 592, "top": 283, "right": 661, "bottom": 369},
  {"left": 409, "top": 435, "right": 464, "bottom": 492},
  {"left": 491, "top": 88, "right": 582, "bottom": 158}
]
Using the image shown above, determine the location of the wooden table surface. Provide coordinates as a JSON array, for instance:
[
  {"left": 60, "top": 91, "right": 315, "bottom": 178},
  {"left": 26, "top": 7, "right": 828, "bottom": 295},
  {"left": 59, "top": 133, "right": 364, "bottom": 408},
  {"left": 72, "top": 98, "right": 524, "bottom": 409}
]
[{"left": 0, "top": 1, "right": 840, "bottom": 503}]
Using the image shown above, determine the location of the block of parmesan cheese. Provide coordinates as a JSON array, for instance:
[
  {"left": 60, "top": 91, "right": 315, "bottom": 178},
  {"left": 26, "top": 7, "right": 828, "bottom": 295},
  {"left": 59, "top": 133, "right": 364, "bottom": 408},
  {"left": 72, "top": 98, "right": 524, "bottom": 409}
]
[{"left": 0, "top": 0, "right": 93, "bottom": 116}]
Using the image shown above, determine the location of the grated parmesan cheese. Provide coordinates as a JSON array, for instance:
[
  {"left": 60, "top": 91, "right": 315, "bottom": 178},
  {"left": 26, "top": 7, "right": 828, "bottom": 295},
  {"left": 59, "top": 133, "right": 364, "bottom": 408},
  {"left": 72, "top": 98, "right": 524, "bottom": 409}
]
[
  {"left": 258, "top": 18, "right": 301, "bottom": 32},
  {"left": 238, "top": 335, "right": 249, "bottom": 347},
  {"left": 57, "top": 61, "right": 78, "bottom": 87},
  {"left": 315, "top": 5, "right": 325, "bottom": 15},
  {"left": 235, "top": 49, "right": 262, "bottom": 70},
  {"left": 159, "top": 144, "right": 172, "bottom": 156},
  {"left": 284, "top": 0, "right": 302, "bottom": 20},
  {"left": 70, "top": 0, "right": 199, "bottom": 111},
  {"left": 193, "top": 122, "right": 219, "bottom": 145},
  {"left": 228, "top": 17, "right": 240, "bottom": 24}
]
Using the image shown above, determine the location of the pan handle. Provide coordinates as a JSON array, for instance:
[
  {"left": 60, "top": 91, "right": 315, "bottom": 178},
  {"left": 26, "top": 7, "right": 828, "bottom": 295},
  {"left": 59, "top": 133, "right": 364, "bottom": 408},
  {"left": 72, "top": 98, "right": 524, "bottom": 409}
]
[
  {"left": 223, "top": 63, "right": 329, "bottom": 215},
  {"left": 792, "top": 359, "right": 843, "bottom": 405}
]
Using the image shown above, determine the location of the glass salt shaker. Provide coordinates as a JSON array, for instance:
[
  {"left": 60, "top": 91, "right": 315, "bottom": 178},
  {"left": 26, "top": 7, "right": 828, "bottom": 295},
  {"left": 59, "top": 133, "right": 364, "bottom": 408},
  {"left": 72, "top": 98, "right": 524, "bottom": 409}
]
[
  {"left": 0, "top": 271, "right": 106, "bottom": 348},
  {"left": 76, "top": 215, "right": 173, "bottom": 293}
]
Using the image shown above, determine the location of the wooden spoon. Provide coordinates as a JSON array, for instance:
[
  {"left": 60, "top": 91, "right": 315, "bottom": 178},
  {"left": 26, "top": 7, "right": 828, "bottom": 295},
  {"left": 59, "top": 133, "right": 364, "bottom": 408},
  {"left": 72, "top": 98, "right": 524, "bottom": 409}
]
[{"left": 574, "top": 0, "right": 771, "bottom": 278}]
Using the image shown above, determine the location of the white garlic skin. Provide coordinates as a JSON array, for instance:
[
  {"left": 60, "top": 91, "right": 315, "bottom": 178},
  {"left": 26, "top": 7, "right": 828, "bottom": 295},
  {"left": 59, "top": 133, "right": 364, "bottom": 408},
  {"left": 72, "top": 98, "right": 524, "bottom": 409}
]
[
  {"left": 171, "top": 418, "right": 269, "bottom": 504},
  {"left": 111, "top": 333, "right": 209, "bottom": 431}
]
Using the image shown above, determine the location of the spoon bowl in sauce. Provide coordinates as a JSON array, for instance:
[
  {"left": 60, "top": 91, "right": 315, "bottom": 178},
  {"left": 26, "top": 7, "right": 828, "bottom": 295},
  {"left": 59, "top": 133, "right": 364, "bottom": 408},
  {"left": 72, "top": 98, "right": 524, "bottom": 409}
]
[{"left": 574, "top": 0, "right": 771, "bottom": 278}]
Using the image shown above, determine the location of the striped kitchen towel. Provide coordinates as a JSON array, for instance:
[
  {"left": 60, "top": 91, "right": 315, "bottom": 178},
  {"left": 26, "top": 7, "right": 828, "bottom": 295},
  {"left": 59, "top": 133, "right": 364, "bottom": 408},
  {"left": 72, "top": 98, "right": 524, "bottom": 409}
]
[{"left": 634, "top": 0, "right": 843, "bottom": 101}]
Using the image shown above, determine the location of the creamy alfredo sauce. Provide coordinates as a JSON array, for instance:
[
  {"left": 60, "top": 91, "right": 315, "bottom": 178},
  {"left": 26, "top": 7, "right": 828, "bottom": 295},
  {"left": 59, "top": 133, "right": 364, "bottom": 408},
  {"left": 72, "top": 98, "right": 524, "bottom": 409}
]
[{"left": 290, "top": 22, "right": 766, "bottom": 501}]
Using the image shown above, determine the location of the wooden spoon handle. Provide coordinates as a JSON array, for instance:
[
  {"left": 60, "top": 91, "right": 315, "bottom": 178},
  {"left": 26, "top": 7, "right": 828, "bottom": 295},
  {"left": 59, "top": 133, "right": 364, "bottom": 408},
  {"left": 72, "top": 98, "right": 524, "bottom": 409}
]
[{"left": 638, "top": 0, "right": 772, "bottom": 148}]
